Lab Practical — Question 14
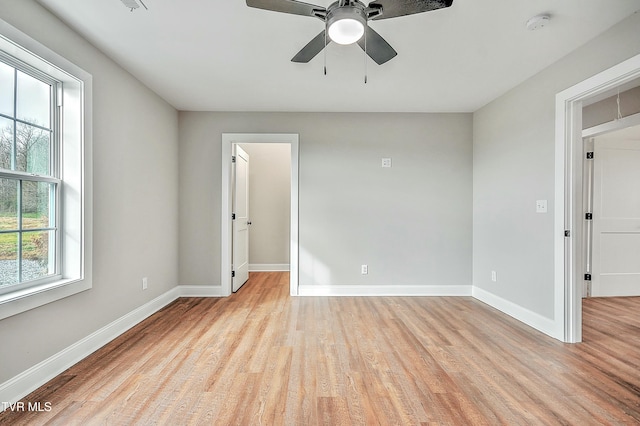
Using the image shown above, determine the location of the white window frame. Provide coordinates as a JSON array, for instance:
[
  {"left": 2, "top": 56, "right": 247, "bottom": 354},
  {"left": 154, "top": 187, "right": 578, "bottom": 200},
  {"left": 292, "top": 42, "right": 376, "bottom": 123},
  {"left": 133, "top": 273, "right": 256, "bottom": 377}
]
[
  {"left": 0, "top": 53, "right": 62, "bottom": 291},
  {"left": 0, "top": 19, "right": 92, "bottom": 320}
]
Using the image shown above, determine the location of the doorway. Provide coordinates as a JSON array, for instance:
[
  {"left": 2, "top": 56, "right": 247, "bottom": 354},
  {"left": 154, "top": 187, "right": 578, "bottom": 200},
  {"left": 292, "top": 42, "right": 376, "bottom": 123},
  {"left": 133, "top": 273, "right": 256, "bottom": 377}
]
[
  {"left": 556, "top": 52, "right": 640, "bottom": 343},
  {"left": 221, "top": 133, "right": 299, "bottom": 297}
]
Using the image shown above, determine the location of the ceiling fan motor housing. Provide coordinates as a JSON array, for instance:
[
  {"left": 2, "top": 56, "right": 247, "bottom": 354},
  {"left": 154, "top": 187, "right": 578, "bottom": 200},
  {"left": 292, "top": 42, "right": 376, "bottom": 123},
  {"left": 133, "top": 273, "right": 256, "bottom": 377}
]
[{"left": 326, "top": 3, "right": 367, "bottom": 44}]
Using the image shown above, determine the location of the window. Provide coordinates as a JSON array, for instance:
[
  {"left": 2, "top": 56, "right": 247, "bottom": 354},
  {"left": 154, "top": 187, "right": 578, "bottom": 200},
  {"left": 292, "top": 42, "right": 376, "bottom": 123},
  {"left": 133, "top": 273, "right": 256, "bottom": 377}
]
[
  {"left": 0, "top": 56, "right": 60, "bottom": 291},
  {"left": 0, "top": 18, "right": 92, "bottom": 320}
]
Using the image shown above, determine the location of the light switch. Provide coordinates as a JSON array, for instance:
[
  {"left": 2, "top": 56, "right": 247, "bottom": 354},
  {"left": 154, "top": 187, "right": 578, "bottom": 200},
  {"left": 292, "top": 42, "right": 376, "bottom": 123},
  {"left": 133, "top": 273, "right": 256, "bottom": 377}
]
[
  {"left": 536, "top": 200, "right": 547, "bottom": 213},
  {"left": 382, "top": 158, "right": 392, "bottom": 168}
]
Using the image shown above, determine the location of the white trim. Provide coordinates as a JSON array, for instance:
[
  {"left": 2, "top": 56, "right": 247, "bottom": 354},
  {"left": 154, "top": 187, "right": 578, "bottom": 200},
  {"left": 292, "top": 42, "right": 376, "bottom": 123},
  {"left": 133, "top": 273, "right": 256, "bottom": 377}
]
[
  {"left": 249, "top": 264, "right": 290, "bottom": 272},
  {"left": 298, "top": 285, "right": 472, "bottom": 297},
  {"left": 0, "top": 279, "right": 91, "bottom": 320},
  {"left": 0, "top": 285, "right": 226, "bottom": 409},
  {"left": 582, "top": 111, "right": 640, "bottom": 138},
  {"left": 221, "top": 134, "right": 299, "bottom": 297},
  {"left": 472, "top": 287, "right": 558, "bottom": 338},
  {"left": 555, "top": 53, "right": 640, "bottom": 343}
]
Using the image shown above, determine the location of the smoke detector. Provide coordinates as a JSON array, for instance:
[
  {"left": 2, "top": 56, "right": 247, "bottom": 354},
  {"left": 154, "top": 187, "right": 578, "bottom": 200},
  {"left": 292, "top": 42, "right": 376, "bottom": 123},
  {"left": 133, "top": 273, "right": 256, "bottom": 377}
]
[
  {"left": 120, "top": 0, "right": 148, "bottom": 11},
  {"left": 526, "top": 14, "right": 550, "bottom": 31}
]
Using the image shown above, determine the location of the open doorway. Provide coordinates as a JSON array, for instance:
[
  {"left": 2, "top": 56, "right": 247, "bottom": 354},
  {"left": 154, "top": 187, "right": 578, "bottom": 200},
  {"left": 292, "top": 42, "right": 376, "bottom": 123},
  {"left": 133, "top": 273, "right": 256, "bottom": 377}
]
[
  {"left": 240, "top": 142, "right": 292, "bottom": 277},
  {"left": 221, "top": 134, "right": 299, "bottom": 297},
  {"left": 556, "top": 53, "right": 640, "bottom": 343}
]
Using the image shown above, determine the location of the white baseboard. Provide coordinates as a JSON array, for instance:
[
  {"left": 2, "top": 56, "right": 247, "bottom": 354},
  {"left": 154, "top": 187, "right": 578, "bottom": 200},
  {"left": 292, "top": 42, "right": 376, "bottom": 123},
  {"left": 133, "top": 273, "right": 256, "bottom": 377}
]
[
  {"left": 249, "top": 264, "right": 290, "bottom": 272},
  {"left": 0, "top": 285, "right": 224, "bottom": 410},
  {"left": 298, "top": 284, "right": 472, "bottom": 297},
  {"left": 472, "top": 286, "right": 559, "bottom": 338}
]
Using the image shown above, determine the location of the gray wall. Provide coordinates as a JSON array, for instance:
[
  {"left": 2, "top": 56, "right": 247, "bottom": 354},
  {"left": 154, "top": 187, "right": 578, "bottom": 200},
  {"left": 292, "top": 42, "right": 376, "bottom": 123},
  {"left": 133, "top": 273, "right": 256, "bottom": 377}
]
[
  {"left": 240, "top": 143, "right": 291, "bottom": 266},
  {"left": 473, "top": 12, "right": 640, "bottom": 319},
  {"left": 179, "top": 112, "right": 473, "bottom": 288},
  {"left": 0, "top": 1, "right": 179, "bottom": 383}
]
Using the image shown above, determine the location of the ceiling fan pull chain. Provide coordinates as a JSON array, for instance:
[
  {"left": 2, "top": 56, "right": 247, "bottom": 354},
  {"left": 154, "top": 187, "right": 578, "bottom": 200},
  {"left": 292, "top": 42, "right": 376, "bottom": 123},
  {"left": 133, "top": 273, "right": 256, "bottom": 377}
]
[
  {"left": 324, "top": 29, "right": 327, "bottom": 76},
  {"left": 364, "top": 25, "right": 368, "bottom": 84}
]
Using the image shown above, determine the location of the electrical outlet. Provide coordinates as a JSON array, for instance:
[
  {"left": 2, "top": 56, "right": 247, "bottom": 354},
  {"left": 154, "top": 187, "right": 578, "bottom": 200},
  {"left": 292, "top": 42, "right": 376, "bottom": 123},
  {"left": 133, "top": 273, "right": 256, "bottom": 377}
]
[
  {"left": 381, "top": 158, "right": 392, "bottom": 168},
  {"left": 361, "top": 265, "right": 368, "bottom": 275},
  {"left": 142, "top": 277, "right": 148, "bottom": 290},
  {"left": 491, "top": 271, "right": 497, "bottom": 282}
]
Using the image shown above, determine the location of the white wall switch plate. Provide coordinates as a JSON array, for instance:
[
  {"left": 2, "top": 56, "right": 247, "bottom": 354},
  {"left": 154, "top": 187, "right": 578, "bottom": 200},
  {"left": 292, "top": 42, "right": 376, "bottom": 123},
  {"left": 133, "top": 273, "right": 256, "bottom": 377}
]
[{"left": 536, "top": 200, "right": 547, "bottom": 213}]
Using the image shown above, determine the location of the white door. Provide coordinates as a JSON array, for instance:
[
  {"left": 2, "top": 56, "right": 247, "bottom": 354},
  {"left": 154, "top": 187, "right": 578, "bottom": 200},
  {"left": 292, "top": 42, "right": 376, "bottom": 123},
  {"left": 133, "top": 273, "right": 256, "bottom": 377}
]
[
  {"left": 591, "top": 129, "right": 640, "bottom": 297},
  {"left": 232, "top": 145, "right": 250, "bottom": 292}
]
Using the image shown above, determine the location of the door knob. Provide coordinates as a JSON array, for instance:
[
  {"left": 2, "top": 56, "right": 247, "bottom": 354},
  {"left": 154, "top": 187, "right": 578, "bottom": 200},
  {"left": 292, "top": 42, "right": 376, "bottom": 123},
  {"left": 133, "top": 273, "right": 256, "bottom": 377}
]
[{"left": 247, "top": 221, "right": 252, "bottom": 225}]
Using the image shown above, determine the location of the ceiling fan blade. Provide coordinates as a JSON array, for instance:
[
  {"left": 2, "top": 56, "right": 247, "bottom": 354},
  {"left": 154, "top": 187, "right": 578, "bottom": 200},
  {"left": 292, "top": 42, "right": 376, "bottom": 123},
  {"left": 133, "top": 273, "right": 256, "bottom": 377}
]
[
  {"left": 357, "top": 27, "right": 397, "bottom": 65},
  {"left": 292, "top": 30, "right": 330, "bottom": 63},
  {"left": 368, "top": 0, "right": 453, "bottom": 20},
  {"left": 246, "top": 0, "right": 326, "bottom": 18}
]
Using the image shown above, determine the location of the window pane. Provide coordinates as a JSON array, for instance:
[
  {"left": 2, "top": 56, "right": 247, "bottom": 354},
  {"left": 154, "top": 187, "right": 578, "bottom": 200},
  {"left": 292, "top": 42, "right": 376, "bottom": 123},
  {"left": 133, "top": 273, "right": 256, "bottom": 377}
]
[
  {"left": 0, "top": 61, "right": 14, "bottom": 117},
  {"left": 22, "top": 230, "right": 53, "bottom": 282},
  {"left": 15, "top": 123, "right": 50, "bottom": 175},
  {"left": 22, "top": 180, "right": 53, "bottom": 229},
  {"left": 0, "top": 178, "right": 18, "bottom": 231},
  {"left": 16, "top": 70, "right": 50, "bottom": 128},
  {"left": 0, "top": 116, "right": 14, "bottom": 170},
  {"left": 0, "top": 232, "right": 18, "bottom": 286}
]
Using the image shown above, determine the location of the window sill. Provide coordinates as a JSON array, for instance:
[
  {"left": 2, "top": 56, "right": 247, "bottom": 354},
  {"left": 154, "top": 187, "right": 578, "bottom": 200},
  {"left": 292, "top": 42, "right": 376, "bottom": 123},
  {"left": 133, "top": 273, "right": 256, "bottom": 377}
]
[{"left": 0, "top": 278, "right": 91, "bottom": 320}]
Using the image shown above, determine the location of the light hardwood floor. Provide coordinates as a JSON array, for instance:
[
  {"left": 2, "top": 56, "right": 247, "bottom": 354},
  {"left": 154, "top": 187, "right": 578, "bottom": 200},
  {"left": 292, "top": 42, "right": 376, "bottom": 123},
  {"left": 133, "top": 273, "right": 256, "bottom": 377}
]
[{"left": 1, "top": 272, "right": 639, "bottom": 425}]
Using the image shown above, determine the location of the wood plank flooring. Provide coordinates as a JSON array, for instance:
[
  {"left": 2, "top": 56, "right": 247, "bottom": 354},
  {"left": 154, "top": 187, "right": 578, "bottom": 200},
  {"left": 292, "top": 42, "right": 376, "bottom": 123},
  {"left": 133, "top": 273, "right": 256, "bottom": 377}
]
[{"left": 2, "top": 272, "right": 640, "bottom": 425}]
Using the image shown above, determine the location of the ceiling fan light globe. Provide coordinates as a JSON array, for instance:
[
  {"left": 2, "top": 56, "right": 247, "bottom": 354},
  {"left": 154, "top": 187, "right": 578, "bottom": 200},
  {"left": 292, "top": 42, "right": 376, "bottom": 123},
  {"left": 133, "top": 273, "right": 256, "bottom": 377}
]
[{"left": 328, "top": 18, "right": 364, "bottom": 45}]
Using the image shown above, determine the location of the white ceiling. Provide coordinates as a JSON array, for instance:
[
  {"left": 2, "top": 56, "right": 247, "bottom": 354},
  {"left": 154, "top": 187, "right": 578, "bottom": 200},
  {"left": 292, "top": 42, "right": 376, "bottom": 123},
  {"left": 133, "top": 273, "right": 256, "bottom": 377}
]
[{"left": 37, "top": 0, "right": 640, "bottom": 112}]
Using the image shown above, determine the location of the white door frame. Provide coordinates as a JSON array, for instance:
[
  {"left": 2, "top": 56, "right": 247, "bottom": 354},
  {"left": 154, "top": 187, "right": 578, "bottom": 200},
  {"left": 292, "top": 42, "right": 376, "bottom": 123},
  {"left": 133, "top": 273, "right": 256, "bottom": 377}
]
[
  {"left": 555, "top": 53, "right": 640, "bottom": 343},
  {"left": 221, "top": 133, "right": 300, "bottom": 297}
]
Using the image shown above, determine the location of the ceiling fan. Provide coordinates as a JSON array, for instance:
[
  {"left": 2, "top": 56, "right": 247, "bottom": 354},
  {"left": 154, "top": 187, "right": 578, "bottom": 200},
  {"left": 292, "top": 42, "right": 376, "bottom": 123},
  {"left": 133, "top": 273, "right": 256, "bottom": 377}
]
[{"left": 246, "top": 0, "right": 453, "bottom": 66}]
